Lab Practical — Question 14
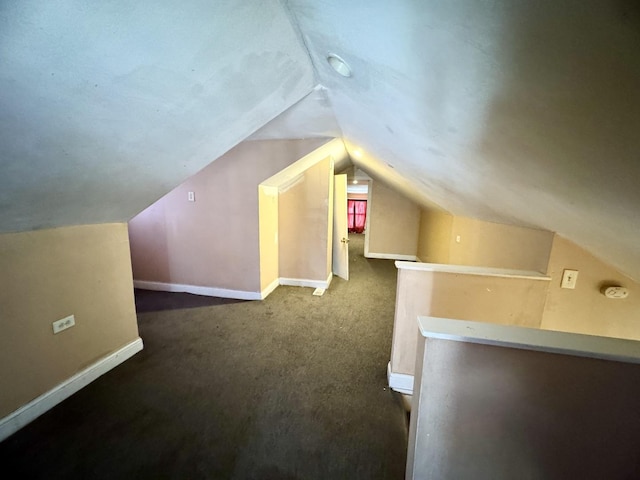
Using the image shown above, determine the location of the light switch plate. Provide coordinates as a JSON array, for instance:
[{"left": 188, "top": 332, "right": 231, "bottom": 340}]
[{"left": 561, "top": 269, "right": 578, "bottom": 289}]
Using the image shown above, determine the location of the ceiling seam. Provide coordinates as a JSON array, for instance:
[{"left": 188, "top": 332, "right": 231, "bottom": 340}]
[
  {"left": 275, "top": 2, "right": 348, "bottom": 142},
  {"left": 280, "top": 0, "right": 320, "bottom": 85}
]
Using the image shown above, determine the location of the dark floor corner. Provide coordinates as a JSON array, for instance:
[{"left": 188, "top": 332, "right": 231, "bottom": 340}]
[
  {"left": 134, "top": 288, "right": 246, "bottom": 313},
  {"left": 0, "top": 234, "right": 408, "bottom": 479}
]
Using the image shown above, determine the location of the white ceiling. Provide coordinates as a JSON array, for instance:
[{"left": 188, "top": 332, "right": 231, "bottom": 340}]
[
  {"left": 286, "top": 0, "right": 640, "bottom": 280},
  {"left": 1, "top": 1, "right": 639, "bottom": 280},
  {"left": 0, "top": 0, "right": 314, "bottom": 231},
  {"left": 248, "top": 85, "right": 342, "bottom": 141}
]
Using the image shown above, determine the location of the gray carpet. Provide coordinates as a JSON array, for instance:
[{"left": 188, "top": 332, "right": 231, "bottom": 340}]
[{"left": 0, "top": 234, "right": 408, "bottom": 479}]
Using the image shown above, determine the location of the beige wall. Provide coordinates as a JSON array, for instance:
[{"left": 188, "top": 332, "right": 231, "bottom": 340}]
[
  {"left": 0, "top": 224, "right": 139, "bottom": 417},
  {"left": 449, "top": 217, "right": 553, "bottom": 272},
  {"left": 278, "top": 157, "right": 333, "bottom": 282},
  {"left": 416, "top": 208, "right": 452, "bottom": 263},
  {"left": 416, "top": 208, "right": 553, "bottom": 272},
  {"left": 366, "top": 181, "right": 420, "bottom": 258},
  {"left": 541, "top": 236, "right": 640, "bottom": 340},
  {"left": 391, "top": 265, "right": 549, "bottom": 376},
  {"left": 258, "top": 186, "right": 279, "bottom": 292},
  {"left": 409, "top": 335, "right": 640, "bottom": 479},
  {"left": 129, "top": 138, "right": 328, "bottom": 294},
  {"left": 261, "top": 138, "right": 348, "bottom": 287},
  {"left": 392, "top": 223, "right": 640, "bottom": 385}
]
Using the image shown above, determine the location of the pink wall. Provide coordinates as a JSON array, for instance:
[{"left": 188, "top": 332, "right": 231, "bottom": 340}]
[{"left": 128, "top": 138, "right": 328, "bottom": 294}]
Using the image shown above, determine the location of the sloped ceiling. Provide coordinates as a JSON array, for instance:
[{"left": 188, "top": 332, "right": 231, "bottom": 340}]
[
  {"left": 287, "top": 0, "right": 640, "bottom": 280},
  {"left": 1, "top": 1, "right": 639, "bottom": 280},
  {"left": 0, "top": 0, "right": 315, "bottom": 232},
  {"left": 248, "top": 86, "right": 342, "bottom": 141}
]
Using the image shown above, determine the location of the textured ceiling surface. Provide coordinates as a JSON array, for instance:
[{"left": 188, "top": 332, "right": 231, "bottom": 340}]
[
  {"left": 287, "top": 0, "right": 640, "bottom": 280},
  {"left": 0, "top": 0, "right": 315, "bottom": 232},
  {"left": 248, "top": 86, "right": 342, "bottom": 141},
  {"left": 1, "top": 1, "right": 639, "bottom": 280}
]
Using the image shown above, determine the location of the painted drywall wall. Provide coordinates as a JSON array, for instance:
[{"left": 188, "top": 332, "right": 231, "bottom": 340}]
[
  {"left": 260, "top": 138, "right": 348, "bottom": 288},
  {"left": 0, "top": 224, "right": 139, "bottom": 417},
  {"left": 391, "top": 266, "right": 549, "bottom": 376},
  {"left": 366, "top": 181, "right": 420, "bottom": 259},
  {"left": 129, "top": 139, "right": 328, "bottom": 295},
  {"left": 416, "top": 209, "right": 553, "bottom": 271},
  {"left": 347, "top": 193, "right": 368, "bottom": 201},
  {"left": 0, "top": 1, "right": 315, "bottom": 234},
  {"left": 409, "top": 336, "right": 640, "bottom": 479},
  {"left": 278, "top": 157, "right": 333, "bottom": 283},
  {"left": 449, "top": 217, "right": 553, "bottom": 272},
  {"left": 541, "top": 236, "right": 640, "bottom": 340},
  {"left": 416, "top": 209, "right": 453, "bottom": 264},
  {"left": 258, "top": 186, "right": 279, "bottom": 293}
]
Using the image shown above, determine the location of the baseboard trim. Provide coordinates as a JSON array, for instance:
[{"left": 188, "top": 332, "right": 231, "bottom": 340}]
[
  {"left": 279, "top": 272, "right": 333, "bottom": 290},
  {"left": 260, "top": 278, "right": 280, "bottom": 299},
  {"left": 387, "top": 362, "right": 414, "bottom": 395},
  {"left": 134, "top": 280, "right": 262, "bottom": 301},
  {"left": 0, "top": 338, "right": 143, "bottom": 443},
  {"left": 365, "top": 253, "right": 418, "bottom": 261}
]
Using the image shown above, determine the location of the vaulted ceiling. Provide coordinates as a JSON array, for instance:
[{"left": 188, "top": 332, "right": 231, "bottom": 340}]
[{"left": 1, "top": 1, "right": 639, "bottom": 280}]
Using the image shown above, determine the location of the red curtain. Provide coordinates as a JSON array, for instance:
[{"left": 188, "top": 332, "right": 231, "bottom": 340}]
[{"left": 348, "top": 200, "right": 367, "bottom": 233}]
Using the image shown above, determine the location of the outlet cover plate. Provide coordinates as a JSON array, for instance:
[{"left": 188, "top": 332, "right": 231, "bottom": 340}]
[{"left": 53, "top": 315, "right": 75, "bottom": 334}]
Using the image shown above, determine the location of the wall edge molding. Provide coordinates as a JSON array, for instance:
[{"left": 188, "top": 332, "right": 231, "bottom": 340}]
[
  {"left": 279, "top": 273, "right": 332, "bottom": 289},
  {"left": 0, "top": 338, "right": 143, "bottom": 443},
  {"left": 260, "top": 278, "right": 280, "bottom": 299},
  {"left": 387, "top": 362, "right": 414, "bottom": 395},
  {"left": 366, "top": 253, "right": 418, "bottom": 261},
  {"left": 133, "top": 280, "right": 262, "bottom": 301}
]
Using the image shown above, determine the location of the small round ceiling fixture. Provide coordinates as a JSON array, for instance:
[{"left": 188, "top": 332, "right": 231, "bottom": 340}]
[{"left": 327, "top": 53, "right": 352, "bottom": 77}]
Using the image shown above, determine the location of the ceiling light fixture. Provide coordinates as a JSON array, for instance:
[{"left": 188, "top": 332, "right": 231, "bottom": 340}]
[
  {"left": 353, "top": 180, "right": 358, "bottom": 184},
  {"left": 327, "top": 53, "right": 352, "bottom": 77},
  {"left": 353, "top": 149, "right": 362, "bottom": 158}
]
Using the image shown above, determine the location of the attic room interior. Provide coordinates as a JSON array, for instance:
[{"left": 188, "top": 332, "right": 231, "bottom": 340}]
[{"left": 2, "top": 1, "right": 640, "bottom": 479}]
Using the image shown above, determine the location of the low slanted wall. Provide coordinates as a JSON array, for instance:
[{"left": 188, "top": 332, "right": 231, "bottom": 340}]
[
  {"left": 408, "top": 317, "right": 640, "bottom": 480},
  {"left": 389, "top": 262, "right": 550, "bottom": 394}
]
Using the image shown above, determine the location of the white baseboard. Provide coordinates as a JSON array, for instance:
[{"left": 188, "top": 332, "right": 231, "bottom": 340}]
[
  {"left": 387, "top": 362, "right": 414, "bottom": 395},
  {"left": 279, "top": 272, "right": 333, "bottom": 290},
  {"left": 260, "top": 278, "right": 280, "bottom": 299},
  {"left": 0, "top": 338, "right": 143, "bottom": 443},
  {"left": 134, "top": 280, "right": 262, "bottom": 301},
  {"left": 365, "top": 253, "right": 418, "bottom": 261}
]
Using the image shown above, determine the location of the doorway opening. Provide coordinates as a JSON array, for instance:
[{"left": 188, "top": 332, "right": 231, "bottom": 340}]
[{"left": 346, "top": 175, "right": 369, "bottom": 261}]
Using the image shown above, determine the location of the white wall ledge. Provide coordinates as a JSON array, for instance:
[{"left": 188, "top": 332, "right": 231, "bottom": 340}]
[
  {"left": 419, "top": 316, "right": 640, "bottom": 365},
  {"left": 396, "top": 261, "right": 550, "bottom": 281}
]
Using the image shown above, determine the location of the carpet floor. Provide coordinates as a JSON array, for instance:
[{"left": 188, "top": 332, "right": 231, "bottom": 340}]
[{"left": 0, "top": 234, "right": 408, "bottom": 479}]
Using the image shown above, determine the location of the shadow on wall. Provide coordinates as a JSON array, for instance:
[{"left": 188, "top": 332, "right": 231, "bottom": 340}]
[
  {"left": 470, "top": 0, "right": 640, "bottom": 280},
  {"left": 413, "top": 334, "right": 640, "bottom": 479}
]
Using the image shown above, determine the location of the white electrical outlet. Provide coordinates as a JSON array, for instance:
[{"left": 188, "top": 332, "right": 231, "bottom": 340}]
[
  {"left": 53, "top": 314, "right": 75, "bottom": 334},
  {"left": 188, "top": 191, "right": 195, "bottom": 202},
  {"left": 561, "top": 269, "right": 579, "bottom": 289}
]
